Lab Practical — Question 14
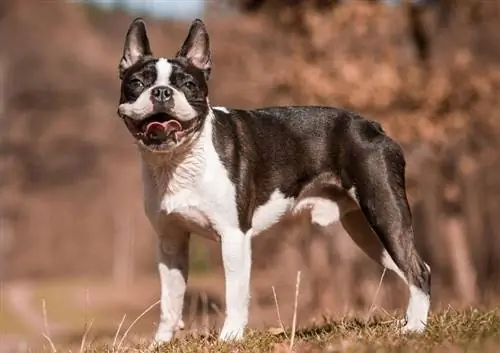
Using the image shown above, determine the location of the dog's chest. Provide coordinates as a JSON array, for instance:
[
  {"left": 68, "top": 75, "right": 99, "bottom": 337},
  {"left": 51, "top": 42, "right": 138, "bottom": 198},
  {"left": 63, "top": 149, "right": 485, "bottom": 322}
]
[{"left": 142, "top": 123, "right": 240, "bottom": 238}]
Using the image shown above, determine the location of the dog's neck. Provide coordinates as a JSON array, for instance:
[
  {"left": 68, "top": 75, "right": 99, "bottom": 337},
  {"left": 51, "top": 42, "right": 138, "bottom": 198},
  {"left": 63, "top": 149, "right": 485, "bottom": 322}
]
[{"left": 139, "top": 109, "right": 214, "bottom": 195}]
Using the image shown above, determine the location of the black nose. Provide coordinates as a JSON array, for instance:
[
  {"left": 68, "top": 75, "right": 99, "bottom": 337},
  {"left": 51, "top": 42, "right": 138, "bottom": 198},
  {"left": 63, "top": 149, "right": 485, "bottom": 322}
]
[{"left": 151, "top": 86, "right": 172, "bottom": 103}]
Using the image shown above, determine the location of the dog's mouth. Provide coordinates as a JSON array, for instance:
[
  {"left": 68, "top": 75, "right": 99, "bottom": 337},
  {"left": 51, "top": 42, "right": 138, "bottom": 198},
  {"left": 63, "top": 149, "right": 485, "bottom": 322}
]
[{"left": 124, "top": 113, "right": 188, "bottom": 147}]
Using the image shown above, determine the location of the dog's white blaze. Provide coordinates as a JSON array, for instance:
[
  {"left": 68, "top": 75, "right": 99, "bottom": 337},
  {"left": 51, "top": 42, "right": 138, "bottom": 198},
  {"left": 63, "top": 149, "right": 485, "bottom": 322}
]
[
  {"left": 214, "top": 106, "right": 231, "bottom": 114},
  {"left": 155, "top": 58, "right": 173, "bottom": 86},
  {"left": 403, "top": 284, "right": 430, "bottom": 333},
  {"left": 251, "top": 189, "right": 294, "bottom": 235},
  {"left": 294, "top": 197, "right": 341, "bottom": 227},
  {"left": 156, "top": 58, "right": 197, "bottom": 122}
]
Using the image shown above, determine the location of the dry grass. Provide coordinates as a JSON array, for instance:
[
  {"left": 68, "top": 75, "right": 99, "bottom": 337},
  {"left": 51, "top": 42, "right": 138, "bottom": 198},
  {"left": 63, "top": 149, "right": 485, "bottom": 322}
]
[{"left": 35, "top": 309, "right": 500, "bottom": 353}]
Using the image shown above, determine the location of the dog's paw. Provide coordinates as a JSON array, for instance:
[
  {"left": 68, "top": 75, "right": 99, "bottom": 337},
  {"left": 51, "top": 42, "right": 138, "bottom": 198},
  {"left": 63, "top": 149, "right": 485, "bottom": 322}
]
[
  {"left": 151, "top": 330, "right": 174, "bottom": 347},
  {"left": 401, "top": 320, "right": 426, "bottom": 334},
  {"left": 219, "top": 321, "right": 245, "bottom": 342}
]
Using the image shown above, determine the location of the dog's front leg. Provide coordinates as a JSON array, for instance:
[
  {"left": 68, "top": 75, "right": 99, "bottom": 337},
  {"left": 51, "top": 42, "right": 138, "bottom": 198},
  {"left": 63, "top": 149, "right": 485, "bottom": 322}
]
[
  {"left": 154, "top": 230, "right": 190, "bottom": 345},
  {"left": 219, "top": 228, "right": 252, "bottom": 341}
]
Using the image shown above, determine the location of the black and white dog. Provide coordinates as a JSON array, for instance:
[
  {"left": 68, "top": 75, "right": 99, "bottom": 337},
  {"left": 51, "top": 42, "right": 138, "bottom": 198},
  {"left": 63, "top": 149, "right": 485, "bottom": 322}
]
[{"left": 117, "top": 18, "right": 431, "bottom": 344}]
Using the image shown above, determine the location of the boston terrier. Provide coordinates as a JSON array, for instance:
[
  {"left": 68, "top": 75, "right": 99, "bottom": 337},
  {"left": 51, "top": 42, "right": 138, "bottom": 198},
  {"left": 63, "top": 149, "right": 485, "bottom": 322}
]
[{"left": 117, "top": 18, "right": 431, "bottom": 344}]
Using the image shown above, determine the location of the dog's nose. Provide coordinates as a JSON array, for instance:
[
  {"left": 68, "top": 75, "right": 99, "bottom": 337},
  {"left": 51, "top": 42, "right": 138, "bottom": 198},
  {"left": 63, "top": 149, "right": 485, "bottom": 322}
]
[{"left": 151, "top": 86, "right": 172, "bottom": 103}]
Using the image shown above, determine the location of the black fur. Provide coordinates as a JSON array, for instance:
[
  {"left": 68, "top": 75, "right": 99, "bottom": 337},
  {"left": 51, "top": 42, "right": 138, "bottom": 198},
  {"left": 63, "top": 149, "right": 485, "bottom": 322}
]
[
  {"left": 211, "top": 105, "right": 429, "bottom": 290},
  {"left": 117, "top": 18, "right": 431, "bottom": 322}
]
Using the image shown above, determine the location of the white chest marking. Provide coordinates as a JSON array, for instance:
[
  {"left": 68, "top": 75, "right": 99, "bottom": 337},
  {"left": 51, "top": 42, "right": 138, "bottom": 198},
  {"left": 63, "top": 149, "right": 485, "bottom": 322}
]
[
  {"left": 155, "top": 58, "right": 173, "bottom": 86},
  {"left": 251, "top": 189, "right": 294, "bottom": 234},
  {"left": 294, "top": 197, "right": 340, "bottom": 227},
  {"left": 143, "top": 110, "right": 239, "bottom": 236}
]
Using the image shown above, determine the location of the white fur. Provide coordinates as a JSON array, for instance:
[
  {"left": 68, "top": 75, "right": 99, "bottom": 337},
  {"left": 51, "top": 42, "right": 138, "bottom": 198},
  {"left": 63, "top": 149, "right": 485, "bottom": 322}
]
[
  {"left": 219, "top": 228, "right": 251, "bottom": 341},
  {"left": 155, "top": 59, "right": 172, "bottom": 86},
  {"left": 118, "top": 86, "right": 155, "bottom": 121},
  {"left": 403, "top": 284, "right": 430, "bottom": 333},
  {"left": 143, "top": 109, "right": 250, "bottom": 343},
  {"left": 155, "top": 261, "right": 186, "bottom": 342},
  {"left": 251, "top": 189, "right": 294, "bottom": 234},
  {"left": 156, "top": 113, "right": 238, "bottom": 231},
  {"left": 380, "top": 250, "right": 430, "bottom": 333},
  {"left": 171, "top": 88, "right": 198, "bottom": 122},
  {"left": 214, "top": 106, "right": 231, "bottom": 114},
  {"left": 294, "top": 197, "right": 341, "bottom": 227}
]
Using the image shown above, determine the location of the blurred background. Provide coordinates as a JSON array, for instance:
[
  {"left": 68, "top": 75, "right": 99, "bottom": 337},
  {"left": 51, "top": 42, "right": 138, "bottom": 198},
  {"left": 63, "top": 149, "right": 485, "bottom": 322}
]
[{"left": 1, "top": 0, "right": 500, "bottom": 351}]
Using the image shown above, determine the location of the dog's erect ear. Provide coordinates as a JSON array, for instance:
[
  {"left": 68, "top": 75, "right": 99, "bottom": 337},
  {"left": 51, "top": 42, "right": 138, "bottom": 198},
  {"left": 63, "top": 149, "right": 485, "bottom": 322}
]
[
  {"left": 176, "top": 19, "right": 212, "bottom": 80},
  {"left": 119, "top": 18, "right": 152, "bottom": 79}
]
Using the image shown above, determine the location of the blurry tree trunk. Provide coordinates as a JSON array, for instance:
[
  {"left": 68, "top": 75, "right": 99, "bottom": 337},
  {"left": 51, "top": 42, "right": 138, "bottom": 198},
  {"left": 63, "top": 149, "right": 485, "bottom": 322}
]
[
  {"left": 406, "top": 0, "right": 431, "bottom": 64},
  {"left": 113, "top": 213, "right": 135, "bottom": 289},
  {"left": 419, "top": 157, "right": 443, "bottom": 274},
  {"left": 443, "top": 217, "right": 477, "bottom": 304},
  {"left": 460, "top": 157, "right": 482, "bottom": 280}
]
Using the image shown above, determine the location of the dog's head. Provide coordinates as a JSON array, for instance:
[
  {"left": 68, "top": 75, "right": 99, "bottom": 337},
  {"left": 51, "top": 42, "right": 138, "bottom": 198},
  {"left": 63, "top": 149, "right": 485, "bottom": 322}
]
[{"left": 117, "top": 18, "right": 212, "bottom": 152}]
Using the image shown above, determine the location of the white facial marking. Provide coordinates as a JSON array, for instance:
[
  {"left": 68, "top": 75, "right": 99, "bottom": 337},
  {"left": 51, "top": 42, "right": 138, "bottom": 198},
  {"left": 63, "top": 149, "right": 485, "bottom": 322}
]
[
  {"left": 251, "top": 189, "right": 294, "bottom": 235},
  {"left": 118, "top": 88, "right": 154, "bottom": 121},
  {"left": 294, "top": 197, "right": 341, "bottom": 227},
  {"left": 171, "top": 89, "right": 198, "bottom": 122},
  {"left": 214, "top": 106, "right": 230, "bottom": 114},
  {"left": 403, "top": 284, "right": 430, "bottom": 333},
  {"left": 155, "top": 58, "right": 173, "bottom": 86},
  {"left": 156, "top": 58, "right": 197, "bottom": 122}
]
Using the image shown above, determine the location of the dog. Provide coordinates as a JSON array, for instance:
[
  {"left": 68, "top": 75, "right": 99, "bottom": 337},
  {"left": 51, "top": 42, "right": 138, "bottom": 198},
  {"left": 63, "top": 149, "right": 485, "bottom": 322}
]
[{"left": 116, "top": 17, "right": 431, "bottom": 344}]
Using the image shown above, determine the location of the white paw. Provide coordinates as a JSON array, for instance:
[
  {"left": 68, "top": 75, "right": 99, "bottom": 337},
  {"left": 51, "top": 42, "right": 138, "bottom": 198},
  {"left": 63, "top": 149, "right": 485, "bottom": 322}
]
[
  {"left": 219, "top": 321, "right": 245, "bottom": 341},
  {"left": 151, "top": 319, "right": 183, "bottom": 347},
  {"left": 152, "top": 329, "right": 173, "bottom": 347},
  {"left": 401, "top": 319, "right": 426, "bottom": 334}
]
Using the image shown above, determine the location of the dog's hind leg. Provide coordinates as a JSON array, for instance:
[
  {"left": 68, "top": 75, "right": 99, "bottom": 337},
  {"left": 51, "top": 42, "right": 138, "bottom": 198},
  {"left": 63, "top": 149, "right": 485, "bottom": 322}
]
[{"left": 342, "top": 143, "right": 431, "bottom": 333}]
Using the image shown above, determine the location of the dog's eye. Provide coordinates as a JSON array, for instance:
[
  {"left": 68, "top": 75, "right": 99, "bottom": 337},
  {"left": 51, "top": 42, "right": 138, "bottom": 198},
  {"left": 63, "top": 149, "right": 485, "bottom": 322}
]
[
  {"left": 183, "top": 81, "right": 197, "bottom": 90},
  {"left": 130, "top": 79, "right": 144, "bottom": 89}
]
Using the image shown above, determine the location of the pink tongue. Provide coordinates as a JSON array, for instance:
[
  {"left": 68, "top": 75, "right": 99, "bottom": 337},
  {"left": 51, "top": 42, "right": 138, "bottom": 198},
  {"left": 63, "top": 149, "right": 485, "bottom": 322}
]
[{"left": 145, "top": 120, "right": 182, "bottom": 137}]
